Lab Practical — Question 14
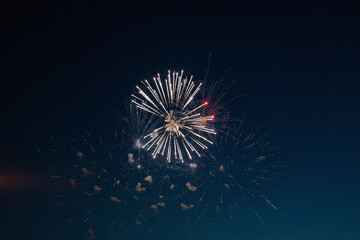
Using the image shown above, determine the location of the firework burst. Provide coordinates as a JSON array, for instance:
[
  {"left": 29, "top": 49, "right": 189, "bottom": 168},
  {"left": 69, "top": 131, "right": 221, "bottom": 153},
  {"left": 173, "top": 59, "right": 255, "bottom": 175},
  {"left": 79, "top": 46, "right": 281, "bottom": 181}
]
[{"left": 132, "top": 70, "right": 216, "bottom": 162}]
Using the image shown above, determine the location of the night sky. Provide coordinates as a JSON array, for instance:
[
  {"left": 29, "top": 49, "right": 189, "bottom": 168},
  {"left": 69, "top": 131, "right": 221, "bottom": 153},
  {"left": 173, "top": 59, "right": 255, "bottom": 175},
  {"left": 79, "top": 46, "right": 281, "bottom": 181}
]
[{"left": 1, "top": 1, "right": 360, "bottom": 239}]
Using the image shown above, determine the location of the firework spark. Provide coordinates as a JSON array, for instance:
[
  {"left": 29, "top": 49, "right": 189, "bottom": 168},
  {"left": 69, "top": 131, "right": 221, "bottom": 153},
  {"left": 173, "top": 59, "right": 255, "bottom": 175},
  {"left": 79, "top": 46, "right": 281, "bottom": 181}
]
[{"left": 132, "top": 70, "right": 216, "bottom": 162}]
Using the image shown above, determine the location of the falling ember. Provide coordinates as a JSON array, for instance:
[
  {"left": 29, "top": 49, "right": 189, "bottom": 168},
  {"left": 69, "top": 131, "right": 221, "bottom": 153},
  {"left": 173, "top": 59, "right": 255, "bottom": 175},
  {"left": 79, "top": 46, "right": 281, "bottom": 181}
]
[
  {"left": 132, "top": 70, "right": 216, "bottom": 162},
  {"left": 110, "top": 196, "right": 121, "bottom": 203},
  {"left": 180, "top": 203, "right": 194, "bottom": 210},
  {"left": 128, "top": 153, "right": 135, "bottom": 164},
  {"left": 93, "top": 185, "right": 101, "bottom": 193},
  {"left": 186, "top": 182, "right": 197, "bottom": 191},
  {"left": 69, "top": 179, "right": 76, "bottom": 186},
  {"left": 144, "top": 175, "right": 153, "bottom": 183},
  {"left": 135, "top": 139, "right": 141, "bottom": 147},
  {"left": 82, "top": 167, "right": 93, "bottom": 175},
  {"left": 157, "top": 202, "right": 166, "bottom": 207},
  {"left": 219, "top": 164, "right": 224, "bottom": 171},
  {"left": 88, "top": 228, "right": 96, "bottom": 239},
  {"left": 189, "top": 163, "right": 198, "bottom": 169},
  {"left": 135, "top": 182, "right": 146, "bottom": 192},
  {"left": 150, "top": 205, "right": 158, "bottom": 211},
  {"left": 76, "top": 152, "right": 84, "bottom": 159}
]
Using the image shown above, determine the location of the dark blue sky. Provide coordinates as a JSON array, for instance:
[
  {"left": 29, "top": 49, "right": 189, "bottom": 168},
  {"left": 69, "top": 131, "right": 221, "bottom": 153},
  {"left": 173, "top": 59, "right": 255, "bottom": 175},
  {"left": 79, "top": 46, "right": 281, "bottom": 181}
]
[{"left": 1, "top": 1, "right": 360, "bottom": 239}]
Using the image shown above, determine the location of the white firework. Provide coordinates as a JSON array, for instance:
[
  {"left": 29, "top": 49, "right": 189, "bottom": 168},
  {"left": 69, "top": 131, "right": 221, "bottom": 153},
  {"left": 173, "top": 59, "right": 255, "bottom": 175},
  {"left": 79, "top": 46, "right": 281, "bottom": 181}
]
[{"left": 131, "top": 70, "right": 216, "bottom": 162}]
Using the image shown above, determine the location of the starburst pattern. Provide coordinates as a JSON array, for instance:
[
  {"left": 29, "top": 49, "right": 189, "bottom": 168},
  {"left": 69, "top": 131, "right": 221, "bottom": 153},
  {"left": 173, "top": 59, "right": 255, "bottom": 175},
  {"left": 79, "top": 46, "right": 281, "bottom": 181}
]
[{"left": 132, "top": 70, "right": 216, "bottom": 162}]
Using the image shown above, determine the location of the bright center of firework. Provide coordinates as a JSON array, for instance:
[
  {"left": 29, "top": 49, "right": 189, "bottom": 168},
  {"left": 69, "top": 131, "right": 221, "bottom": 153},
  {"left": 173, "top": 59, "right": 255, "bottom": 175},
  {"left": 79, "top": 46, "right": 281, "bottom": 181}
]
[
  {"left": 165, "top": 111, "right": 181, "bottom": 133},
  {"left": 132, "top": 70, "right": 216, "bottom": 163}
]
